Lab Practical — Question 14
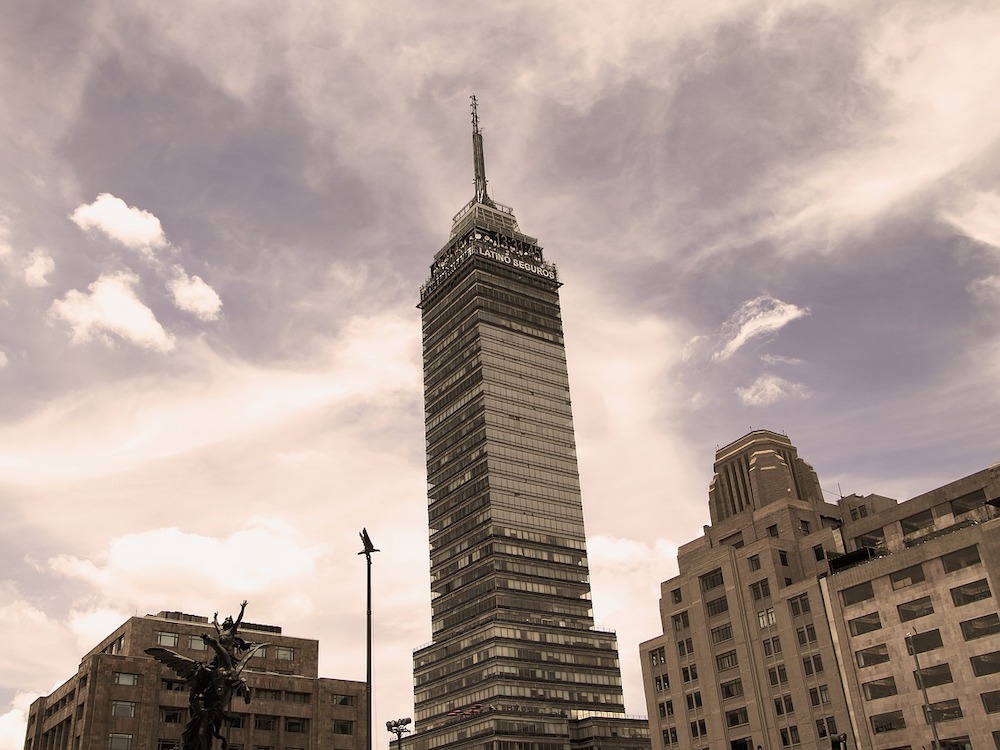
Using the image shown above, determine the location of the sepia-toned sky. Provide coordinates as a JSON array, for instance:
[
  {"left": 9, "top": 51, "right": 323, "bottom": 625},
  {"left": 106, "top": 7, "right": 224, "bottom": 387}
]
[{"left": 2, "top": 1, "right": 1000, "bottom": 746}]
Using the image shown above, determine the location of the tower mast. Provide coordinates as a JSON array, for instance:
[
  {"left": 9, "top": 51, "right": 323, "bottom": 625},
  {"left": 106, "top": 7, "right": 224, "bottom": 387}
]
[{"left": 470, "top": 94, "right": 493, "bottom": 206}]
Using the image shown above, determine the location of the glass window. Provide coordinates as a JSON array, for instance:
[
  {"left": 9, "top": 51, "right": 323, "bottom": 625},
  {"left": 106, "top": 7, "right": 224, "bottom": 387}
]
[
  {"left": 914, "top": 663, "right": 953, "bottom": 689},
  {"left": 706, "top": 596, "right": 729, "bottom": 617},
  {"left": 700, "top": 569, "right": 724, "bottom": 591},
  {"left": 908, "top": 629, "right": 943, "bottom": 654},
  {"left": 780, "top": 550, "right": 789, "bottom": 566},
  {"left": 685, "top": 692, "right": 702, "bottom": 710},
  {"left": 951, "top": 489, "right": 987, "bottom": 517},
  {"left": 856, "top": 643, "right": 889, "bottom": 668},
  {"left": 672, "top": 612, "right": 690, "bottom": 631},
  {"left": 726, "top": 707, "right": 749, "bottom": 727},
  {"left": 284, "top": 719, "right": 307, "bottom": 733},
  {"left": 789, "top": 594, "right": 810, "bottom": 617},
  {"left": 855, "top": 528, "right": 886, "bottom": 549},
  {"left": 942, "top": 545, "right": 981, "bottom": 573},
  {"left": 890, "top": 564, "right": 925, "bottom": 590},
  {"left": 160, "top": 707, "right": 184, "bottom": 724},
  {"left": 254, "top": 716, "right": 277, "bottom": 731},
  {"left": 189, "top": 635, "right": 207, "bottom": 651},
  {"left": 871, "top": 710, "right": 906, "bottom": 734},
  {"left": 333, "top": 721, "right": 354, "bottom": 735},
  {"left": 108, "top": 734, "right": 132, "bottom": 750},
  {"left": 982, "top": 690, "right": 1000, "bottom": 714},
  {"left": 671, "top": 588, "right": 682, "bottom": 604},
  {"left": 863, "top": 677, "right": 898, "bottom": 700},
  {"left": 682, "top": 665, "right": 698, "bottom": 683},
  {"left": 113, "top": 673, "right": 140, "bottom": 686},
  {"left": 331, "top": 694, "right": 356, "bottom": 706},
  {"left": 650, "top": 647, "right": 667, "bottom": 666},
  {"left": 950, "top": 579, "right": 991, "bottom": 607},
  {"left": 275, "top": 646, "right": 294, "bottom": 660},
  {"left": 711, "top": 623, "right": 733, "bottom": 644},
  {"left": 750, "top": 579, "right": 771, "bottom": 601},
  {"left": 768, "top": 525, "right": 779, "bottom": 538},
  {"left": 925, "top": 699, "right": 963, "bottom": 723},
  {"left": 897, "top": 596, "right": 934, "bottom": 622},
  {"left": 748, "top": 555, "right": 761, "bottom": 571},
  {"left": 849, "top": 612, "right": 882, "bottom": 636},
  {"left": 156, "top": 632, "right": 178, "bottom": 648},
  {"left": 971, "top": 651, "right": 1000, "bottom": 677},
  {"left": 285, "top": 692, "right": 310, "bottom": 704},
  {"left": 720, "top": 679, "right": 743, "bottom": 699},
  {"left": 758, "top": 608, "right": 776, "bottom": 628},
  {"left": 800, "top": 520, "right": 811, "bottom": 534},
  {"left": 961, "top": 613, "right": 1000, "bottom": 641},
  {"left": 716, "top": 650, "right": 738, "bottom": 671},
  {"left": 813, "top": 545, "right": 825, "bottom": 561},
  {"left": 768, "top": 665, "right": 788, "bottom": 686},
  {"left": 842, "top": 581, "right": 875, "bottom": 606},
  {"left": 900, "top": 509, "right": 935, "bottom": 534},
  {"left": 110, "top": 701, "right": 135, "bottom": 718}
]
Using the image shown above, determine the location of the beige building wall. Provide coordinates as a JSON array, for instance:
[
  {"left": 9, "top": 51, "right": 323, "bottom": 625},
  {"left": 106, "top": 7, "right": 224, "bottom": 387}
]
[
  {"left": 25, "top": 611, "right": 367, "bottom": 750},
  {"left": 641, "top": 430, "right": 1000, "bottom": 750}
]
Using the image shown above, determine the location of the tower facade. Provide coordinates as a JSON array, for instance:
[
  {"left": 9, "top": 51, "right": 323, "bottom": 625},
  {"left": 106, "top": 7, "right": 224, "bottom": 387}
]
[{"left": 410, "top": 100, "right": 648, "bottom": 750}]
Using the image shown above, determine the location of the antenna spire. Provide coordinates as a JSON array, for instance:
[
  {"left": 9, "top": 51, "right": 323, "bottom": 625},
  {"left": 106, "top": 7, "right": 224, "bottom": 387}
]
[{"left": 470, "top": 94, "right": 493, "bottom": 206}]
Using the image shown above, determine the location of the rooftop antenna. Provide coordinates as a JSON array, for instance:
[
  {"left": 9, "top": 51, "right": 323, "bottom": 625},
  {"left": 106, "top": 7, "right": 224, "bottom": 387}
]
[{"left": 470, "top": 94, "right": 494, "bottom": 207}]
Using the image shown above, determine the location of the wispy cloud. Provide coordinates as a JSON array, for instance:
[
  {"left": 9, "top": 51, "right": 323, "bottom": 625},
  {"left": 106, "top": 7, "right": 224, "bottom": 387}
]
[
  {"left": 714, "top": 295, "right": 810, "bottom": 361},
  {"left": 942, "top": 190, "right": 1000, "bottom": 251},
  {"left": 736, "top": 373, "right": 811, "bottom": 406},
  {"left": 48, "top": 271, "right": 176, "bottom": 352}
]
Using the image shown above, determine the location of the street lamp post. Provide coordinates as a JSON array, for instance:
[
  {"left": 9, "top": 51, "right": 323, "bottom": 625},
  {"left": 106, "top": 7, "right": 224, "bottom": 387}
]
[
  {"left": 907, "top": 629, "right": 941, "bottom": 750},
  {"left": 359, "top": 529, "right": 380, "bottom": 750},
  {"left": 387, "top": 718, "right": 412, "bottom": 750}
]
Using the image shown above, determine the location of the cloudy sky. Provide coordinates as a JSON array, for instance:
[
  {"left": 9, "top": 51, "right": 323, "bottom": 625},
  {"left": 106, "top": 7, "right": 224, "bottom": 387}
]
[{"left": 2, "top": 0, "right": 1000, "bottom": 746}]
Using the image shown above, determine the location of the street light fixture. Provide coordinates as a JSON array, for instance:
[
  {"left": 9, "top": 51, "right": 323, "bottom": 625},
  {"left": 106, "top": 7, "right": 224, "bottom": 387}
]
[
  {"left": 387, "top": 718, "right": 412, "bottom": 750},
  {"left": 907, "top": 629, "right": 941, "bottom": 750}
]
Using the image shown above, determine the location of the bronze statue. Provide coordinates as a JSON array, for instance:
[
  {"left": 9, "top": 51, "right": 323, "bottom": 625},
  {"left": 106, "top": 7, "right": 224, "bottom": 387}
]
[{"left": 146, "top": 601, "right": 266, "bottom": 750}]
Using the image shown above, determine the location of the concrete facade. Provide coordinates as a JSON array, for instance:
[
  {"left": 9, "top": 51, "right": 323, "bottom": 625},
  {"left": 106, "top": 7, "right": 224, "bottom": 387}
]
[
  {"left": 24, "top": 611, "right": 366, "bottom": 750},
  {"left": 640, "top": 430, "right": 1000, "bottom": 750}
]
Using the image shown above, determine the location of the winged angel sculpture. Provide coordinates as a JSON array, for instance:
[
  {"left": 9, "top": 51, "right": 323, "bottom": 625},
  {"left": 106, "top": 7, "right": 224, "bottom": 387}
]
[{"left": 146, "top": 601, "right": 267, "bottom": 750}]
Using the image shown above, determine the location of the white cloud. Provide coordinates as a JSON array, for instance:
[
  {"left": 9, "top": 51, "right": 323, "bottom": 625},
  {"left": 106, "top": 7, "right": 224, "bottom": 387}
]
[
  {"left": 70, "top": 193, "right": 167, "bottom": 251},
  {"left": 23, "top": 248, "right": 55, "bottom": 287},
  {"left": 0, "top": 693, "right": 37, "bottom": 750},
  {"left": 942, "top": 191, "right": 1000, "bottom": 250},
  {"left": 48, "top": 271, "right": 175, "bottom": 352},
  {"left": 714, "top": 296, "right": 810, "bottom": 361},
  {"left": 736, "top": 373, "right": 811, "bottom": 406},
  {"left": 49, "top": 520, "right": 322, "bottom": 605},
  {"left": 169, "top": 268, "right": 222, "bottom": 320},
  {"left": 0, "top": 350, "right": 7, "bottom": 369}
]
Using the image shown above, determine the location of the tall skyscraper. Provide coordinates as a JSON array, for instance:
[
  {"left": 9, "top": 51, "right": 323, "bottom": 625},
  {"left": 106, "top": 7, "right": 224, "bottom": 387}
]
[{"left": 410, "top": 98, "right": 648, "bottom": 750}]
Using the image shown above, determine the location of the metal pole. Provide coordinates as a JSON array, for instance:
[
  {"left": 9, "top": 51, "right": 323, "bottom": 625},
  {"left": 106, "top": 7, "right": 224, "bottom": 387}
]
[
  {"left": 907, "top": 630, "right": 941, "bottom": 750},
  {"left": 359, "top": 529, "right": 380, "bottom": 750}
]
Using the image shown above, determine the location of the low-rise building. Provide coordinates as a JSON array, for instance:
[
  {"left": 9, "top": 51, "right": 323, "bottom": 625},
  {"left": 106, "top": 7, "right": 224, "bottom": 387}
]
[{"left": 24, "top": 610, "right": 366, "bottom": 750}]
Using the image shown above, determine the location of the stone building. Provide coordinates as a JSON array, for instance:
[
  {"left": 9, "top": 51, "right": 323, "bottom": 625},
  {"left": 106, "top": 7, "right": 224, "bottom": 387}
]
[
  {"left": 24, "top": 610, "right": 366, "bottom": 750},
  {"left": 640, "top": 429, "right": 1000, "bottom": 750}
]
